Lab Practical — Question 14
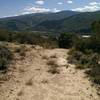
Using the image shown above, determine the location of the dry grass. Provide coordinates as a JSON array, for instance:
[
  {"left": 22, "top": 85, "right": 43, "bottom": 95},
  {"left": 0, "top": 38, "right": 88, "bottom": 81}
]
[
  {"left": 14, "top": 45, "right": 28, "bottom": 58},
  {"left": 47, "top": 60, "right": 58, "bottom": 67},
  {"left": 16, "top": 98, "right": 20, "bottom": 100},
  {"left": 41, "top": 79, "right": 48, "bottom": 84},
  {"left": 17, "top": 90, "right": 24, "bottom": 96},
  {"left": 50, "top": 54, "right": 57, "bottom": 58},
  {"left": 0, "top": 73, "right": 11, "bottom": 82},
  {"left": 25, "top": 78, "right": 33, "bottom": 86},
  {"left": 42, "top": 54, "right": 57, "bottom": 60},
  {"left": 47, "top": 60, "right": 60, "bottom": 74},
  {"left": 42, "top": 55, "right": 49, "bottom": 60},
  {"left": 19, "top": 68, "right": 25, "bottom": 73},
  {"left": 48, "top": 67, "right": 60, "bottom": 74}
]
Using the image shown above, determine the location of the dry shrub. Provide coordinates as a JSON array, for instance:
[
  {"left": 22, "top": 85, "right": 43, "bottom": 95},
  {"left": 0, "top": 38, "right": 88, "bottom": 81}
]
[
  {"left": 41, "top": 79, "right": 48, "bottom": 84},
  {"left": 17, "top": 90, "right": 24, "bottom": 96},
  {"left": 42, "top": 55, "right": 49, "bottom": 60},
  {"left": 48, "top": 67, "right": 60, "bottom": 74},
  {"left": 50, "top": 54, "right": 57, "bottom": 58},
  {"left": 47, "top": 60, "right": 60, "bottom": 74},
  {"left": 47, "top": 60, "right": 58, "bottom": 67},
  {"left": 15, "top": 45, "right": 27, "bottom": 58},
  {"left": 26, "top": 78, "right": 33, "bottom": 86}
]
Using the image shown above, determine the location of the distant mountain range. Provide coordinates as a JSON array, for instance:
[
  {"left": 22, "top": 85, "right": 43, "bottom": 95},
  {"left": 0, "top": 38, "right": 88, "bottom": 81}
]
[{"left": 0, "top": 10, "right": 100, "bottom": 34}]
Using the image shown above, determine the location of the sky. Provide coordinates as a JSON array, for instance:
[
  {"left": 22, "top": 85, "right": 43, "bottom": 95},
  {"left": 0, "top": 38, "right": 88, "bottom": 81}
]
[{"left": 0, "top": 0, "right": 100, "bottom": 18}]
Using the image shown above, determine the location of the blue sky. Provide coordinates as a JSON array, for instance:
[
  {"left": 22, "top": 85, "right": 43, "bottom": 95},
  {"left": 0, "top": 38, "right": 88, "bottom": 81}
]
[{"left": 0, "top": 0, "right": 100, "bottom": 18}]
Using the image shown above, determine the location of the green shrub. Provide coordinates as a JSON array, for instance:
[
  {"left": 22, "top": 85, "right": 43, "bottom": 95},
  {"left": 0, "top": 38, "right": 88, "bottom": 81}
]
[
  {"left": 68, "top": 50, "right": 83, "bottom": 64},
  {"left": 58, "top": 33, "right": 77, "bottom": 48},
  {"left": 0, "top": 45, "right": 13, "bottom": 70},
  {"left": 85, "top": 64, "right": 100, "bottom": 85},
  {"left": 0, "top": 29, "right": 11, "bottom": 41},
  {"left": 68, "top": 48, "right": 100, "bottom": 85},
  {"left": 89, "top": 35, "right": 100, "bottom": 53},
  {"left": 68, "top": 49, "right": 99, "bottom": 67},
  {"left": 0, "top": 29, "right": 58, "bottom": 48},
  {"left": 67, "top": 21, "right": 100, "bottom": 85}
]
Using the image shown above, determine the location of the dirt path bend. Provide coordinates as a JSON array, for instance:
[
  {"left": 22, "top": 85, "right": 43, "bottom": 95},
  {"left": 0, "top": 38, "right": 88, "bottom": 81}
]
[{"left": 0, "top": 47, "right": 99, "bottom": 100}]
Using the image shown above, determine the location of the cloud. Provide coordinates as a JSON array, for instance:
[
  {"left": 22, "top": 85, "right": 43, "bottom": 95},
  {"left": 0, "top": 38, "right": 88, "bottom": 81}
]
[
  {"left": 52, "top": 8, "right": 61, "bottom": 12},
  {"left": 35, "top": 0, "right": 44, "bottom": 5},
  {"left": 2, "top": 14, "right": 19, "bottom": 18},
  {"left": 22, "top": 6, "right": 50, "bottom": 14},
  {"left": 22, "top": 6, "right": 61, "bottom": 14},
  {"left": 72, "top": 1, "right": 100, "bottom": 12},
  {"left": 58, "top": 2, "right": 63, "bottom": 5},
  {"left": 89, "top": 2, "right": 98, "bottom": 6},
  {"left": 67, "top": 0, "right": 73, "bottom": 4}
]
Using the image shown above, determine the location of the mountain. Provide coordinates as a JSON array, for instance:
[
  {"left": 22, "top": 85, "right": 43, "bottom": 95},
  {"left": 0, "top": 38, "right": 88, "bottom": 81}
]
[
  {"left": 0, "top": 10, "right": 100, "bottom": 34},
  {"left": 36, "top": 11, "right": 100, "bottom": 34},
  {"left": 0, "top": 11, "right": 79, "bottom": 31},
  {"left": 34, "top": 11, "right": 100, "bottom": 34}
]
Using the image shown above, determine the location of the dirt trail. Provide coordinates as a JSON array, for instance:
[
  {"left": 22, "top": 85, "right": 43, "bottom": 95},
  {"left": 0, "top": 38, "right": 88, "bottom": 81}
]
[{"left": 0, "top": 46, "right": 99, "bottom": 100}]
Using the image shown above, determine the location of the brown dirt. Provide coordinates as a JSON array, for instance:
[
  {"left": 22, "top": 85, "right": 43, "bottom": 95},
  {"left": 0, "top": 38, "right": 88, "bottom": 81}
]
[{"left": 0, "top": 44, "right": 99, "bottom": 100}]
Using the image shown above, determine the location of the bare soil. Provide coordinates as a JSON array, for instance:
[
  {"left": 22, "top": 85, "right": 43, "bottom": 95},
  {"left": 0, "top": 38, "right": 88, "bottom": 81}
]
[{"left": 0, "top": 44, "right": 99, "bottom": 100}]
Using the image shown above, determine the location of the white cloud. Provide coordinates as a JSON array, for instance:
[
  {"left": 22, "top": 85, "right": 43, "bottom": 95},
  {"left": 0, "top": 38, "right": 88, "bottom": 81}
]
[
  {"left": 89, "top": 2, "right": 98, "bottom": 6},
  {"left": 52, "top": 8, "right": 61, "bottom": 12},
  {"left": 35, "top": 0, "right": 44, "bottom": 5},
  {"left": 72, "top": 1, "right": 100, "bottom": 12},
  {"left": 67, "top": 0, "right": 73, "bottom": 4},
  {"left": 23, "top": 6, "right": 50, "bottom": 14},
  {"left": 2, "top": 14, "right": 19, "bottom": 18},
  {"left": 22, "top": 6, "right": 61, "bottom": 15},
  {"left": 58, "top": 2, "right": 63, "bottom": 5}
]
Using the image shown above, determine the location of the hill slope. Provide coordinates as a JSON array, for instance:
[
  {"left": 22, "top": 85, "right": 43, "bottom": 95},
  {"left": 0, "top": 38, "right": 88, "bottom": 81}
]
[
  {"left": 0, "top": 11, "right": 79, "bottom": 31},
  {"left": 35, "top": 11, "right": 100, "bottom": 34},
  {"left": 0, "top": 11, "right": 100, "bottom": 34}
]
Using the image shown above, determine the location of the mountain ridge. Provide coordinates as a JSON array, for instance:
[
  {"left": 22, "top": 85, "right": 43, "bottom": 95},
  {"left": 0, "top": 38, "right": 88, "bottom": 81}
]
[
  {"left": 0, "top": 10, "right": 80, "bottom": 31},
  {"left": 0, "top": 10, "right": 100, "bottom": 34},
  {"left": 34, "top": 11, "right": 100, "bottom": 34}
]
